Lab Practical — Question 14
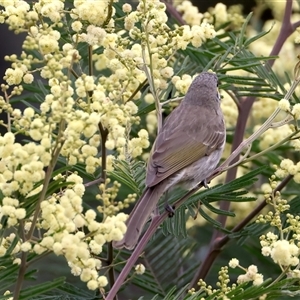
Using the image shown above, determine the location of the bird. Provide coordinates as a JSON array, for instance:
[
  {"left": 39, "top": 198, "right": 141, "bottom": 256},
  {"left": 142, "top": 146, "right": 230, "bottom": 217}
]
[{"left": 113, "top": 71, "right": 226, "bottom": 250}]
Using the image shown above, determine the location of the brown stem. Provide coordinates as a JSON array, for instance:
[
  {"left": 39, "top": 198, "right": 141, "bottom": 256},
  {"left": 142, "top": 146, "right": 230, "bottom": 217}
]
[
  {"left": 228, "top": 175, "right": 293, "bottom": 234},
  {"left": 103, "top": 0, "right": 114, "bottom": 27},
  {"left": 13, "top": 251, "right": 27, "bottom": 300},
  {"left": 98, "top": 121, "right": 117, "bottom": 295},
  {"left": 106, "top": 211, "right": 171, "bottom": 300},
  {"left": 126, "top": 79, "right": 147, "bottom": 103},
  {"left": 5, "top": 90, "right": 11, "bottom": 132},
  {"left": 88, "top": 45, "right": 93, "bottom": 77},
  {"left": 268, "top": 0, "right": 294, "bottom": 62},
  {"left": 13, "top": 220, "right": 26, "bottom": 300},
  {"left": 107, "top": 242, "right": 117, "bottom": 300},
  {"left": 161, "top": 0, "right": 185, "bottom": 25},
  {"left": 14, "top": 147, "right": 63, "bottom": 297},
  {"left": 84, "top": 177, "right": 104, "bottom": 188},
  {"left": 292, "top": 20, "right": 300, "bottom": 30},
  {"left": 70, "top": 68, "right": 80, "bottom": 79},
  {"left": 98, "top": 122, "right": 108, "bottom": 181},
  {"left": 26, "top": 134, "right": 64, "bottom": 240}
]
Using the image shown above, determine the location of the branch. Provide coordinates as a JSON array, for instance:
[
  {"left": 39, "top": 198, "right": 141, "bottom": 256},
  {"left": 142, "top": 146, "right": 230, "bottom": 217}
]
[
  {"left": 107, "top": 242, "right": 117, "bottom": 300},
  {"left": 106, "top": 181, "right": 206, "bottom": 300},
  {"left": 13, "top": 220, "right": 27, "bottom": 300},
  {"left": 98, "top": 122, "right": 109, "bottom": 181},
  {"left": 84, "top": 177, "right": 104, "bottom": 188},
  {"left": 98, "top": 122, "right": 117, "bottom": 294},
  {"left": 27, "top": 130, "right": 65, "bottom": 240},
  {"left": 107, "top": 216, "right": 163, "bottom": 300},
  {"left": 160, "top": 0, "right": 185, "bottom": 25},
  {"left": 88, "top": 45, "right": 93, "bottom": 77},
  {"left": 268, "top": 0, "right": 294, "bottom": 61}
]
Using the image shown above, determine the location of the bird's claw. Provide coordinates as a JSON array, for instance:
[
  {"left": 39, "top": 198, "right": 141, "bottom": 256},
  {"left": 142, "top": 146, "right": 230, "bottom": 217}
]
[
  {"left": 165, "top": 204, "right": 175, "bottom": 217},
  {"left": 201, "top": 179, "right": 210, "bottom": 189}
]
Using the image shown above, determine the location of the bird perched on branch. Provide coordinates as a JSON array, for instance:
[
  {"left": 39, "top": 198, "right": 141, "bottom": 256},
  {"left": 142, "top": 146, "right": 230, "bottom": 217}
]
[{"left": 113, "top": 71, "right": 226, "bottom": 250}]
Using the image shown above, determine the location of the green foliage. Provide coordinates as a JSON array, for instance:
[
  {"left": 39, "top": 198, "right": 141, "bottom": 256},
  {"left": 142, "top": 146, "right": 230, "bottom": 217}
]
[
  {"left": 145, "top": 278, "right": 300, "bottom": 300},
  {"left": 108, "top": 159, "right": 146, "bottom": 195}
]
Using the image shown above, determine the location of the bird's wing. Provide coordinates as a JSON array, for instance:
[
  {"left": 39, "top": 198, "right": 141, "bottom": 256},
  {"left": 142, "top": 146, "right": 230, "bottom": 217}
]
[{"left": 146, "top": 105, "right": 225, "bottom": 187}]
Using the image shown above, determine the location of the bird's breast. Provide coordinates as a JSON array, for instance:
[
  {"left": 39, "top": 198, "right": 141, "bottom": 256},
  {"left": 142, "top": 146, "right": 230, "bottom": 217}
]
[{"left": 164, "top": 147, "right": 224, "bottom": 191}]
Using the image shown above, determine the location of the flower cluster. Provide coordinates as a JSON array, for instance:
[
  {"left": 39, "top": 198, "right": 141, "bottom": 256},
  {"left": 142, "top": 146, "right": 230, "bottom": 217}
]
[
  {"left": 96, "top": 178, "right": 138, "bottom": 217},
  {"left": 261, "top": 234, "right": 299, "bottom": 268},
  {"left": 32, "top": 174, "right": 128, "bottom": 290},
  {"left": 32, "top": 201, "right": 127, "bottom": 290},
  {"left": 250, "top": 92, "right": 300, "bottom": 151},
  {"left": 189, "top": 260, "right": 263, "bottom": 298},
  {"left": 176, "top": 1, "right": 244, "bottom": 29},
  {"left": 258, "top": 124, "right": 294, "bottom": 151},
  {"left": 274, "top": 158, "right": 300, "bottom": 183},
  {"left": 135, "top": 263, "right": 146, "bottom": 275},
  {"left": 256, "top": 177, "right": 300, "bottom": 276},
  {"left": 0, "top": 233, "right": 21, "bottom": 257},
  {"left": 252, "top": 97, "right": 278, "bottom": 120},
  {"left": 0, "top": 132, "right": 48, "bottom": 228},
  {"left": 229, "top": 259, "right": 264, "bottom": 286}
]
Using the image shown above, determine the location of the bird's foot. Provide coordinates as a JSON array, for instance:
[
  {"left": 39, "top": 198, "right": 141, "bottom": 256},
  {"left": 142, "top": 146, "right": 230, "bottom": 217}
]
[
  {"left": 201, "top": 179, "right": 210, "bottom": 189},
  {"left": 165, "top": 204, "right": 175, "bottom": 218}
]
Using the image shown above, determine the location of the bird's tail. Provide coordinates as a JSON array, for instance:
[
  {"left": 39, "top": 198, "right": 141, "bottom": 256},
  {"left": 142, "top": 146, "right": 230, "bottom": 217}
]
[{"left": 113, "top": 183, "right": 165, "bottom": 250}]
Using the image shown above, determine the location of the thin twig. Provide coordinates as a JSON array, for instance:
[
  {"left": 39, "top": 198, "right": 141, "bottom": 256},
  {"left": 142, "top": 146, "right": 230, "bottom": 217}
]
[
  {"left": 27, "top": 129, "right": 65, "bottom": 240},
  {"left": 4, "top": 90, "right": 11, "bottom": 132},
  {"left": 98, "top": 121, "right": 116, "bottom": 295},
  {"left": 160, "top": 0, "right": 185, "bottom": 25},
  {"left": 106, "top": 214, "right": 162, "bottom": 300},
  {"left": 142, "top": 47, "right": 162, "bottom": 132},
  {"left": 13, "top": 251, "right": 28, "bottom": 300},
  {"left": 103, "top": 0, "right": 114, "bottom": 27},
  {"left": 126, "top": 79, "right": 147, "bottom": 103},
  {"left": 84, "top": 177, "right": 104, "bottom": 188},
  {"left": 88, "top": 45, "right": 93, "bottom": 77},
  {"left": 15, "top": 124, "right": 65, "bottom": 299},
  {"left": 107, "top": 242, "right": 116, "bottom": 300},
  {"left": 218, "top": 109, "right": 294, "bottom": 172},
  {"left": 243, "top": 131, "right": 299, "bottom": 164},
  {"left": 98, "top": 122, "right": 109, "bottom": 182},
  {"left": 13, "top": 220, "right": 27, "bottom": 300},
  {"left": 161, "top": 96, "right": 184, "bottom": 106}
]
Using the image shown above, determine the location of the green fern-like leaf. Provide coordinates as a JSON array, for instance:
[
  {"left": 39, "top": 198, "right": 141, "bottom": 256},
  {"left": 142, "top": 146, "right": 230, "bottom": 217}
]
[{"left": 108, "top": 159, "right": 146, "bottom": 195}]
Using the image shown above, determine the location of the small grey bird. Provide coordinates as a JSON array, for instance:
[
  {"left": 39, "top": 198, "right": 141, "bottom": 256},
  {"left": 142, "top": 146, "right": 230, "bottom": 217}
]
[{"left": 113, "top": 72, "right": 226, "bottom": 250}]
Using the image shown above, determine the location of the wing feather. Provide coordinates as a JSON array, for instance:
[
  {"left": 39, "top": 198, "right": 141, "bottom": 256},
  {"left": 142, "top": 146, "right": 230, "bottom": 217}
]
[{"left": 146, "top": 104, "right": 225, "bottom": 187}]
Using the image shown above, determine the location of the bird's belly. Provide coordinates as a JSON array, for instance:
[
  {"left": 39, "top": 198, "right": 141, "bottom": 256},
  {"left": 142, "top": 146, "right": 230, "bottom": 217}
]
[{"left": 165, "top": 147, "right": 223, "bottom": 191}]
